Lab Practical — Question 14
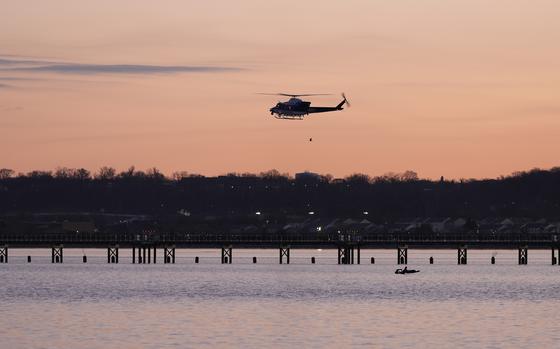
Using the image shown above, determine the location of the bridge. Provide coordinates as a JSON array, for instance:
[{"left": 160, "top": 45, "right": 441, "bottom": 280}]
[{"left": 0, "top": 232, "right": 559, "bottom": 265}]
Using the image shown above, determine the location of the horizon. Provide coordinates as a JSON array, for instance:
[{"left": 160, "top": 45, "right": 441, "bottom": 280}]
[
  {"left": 2, "top": 164, "right": 560, "bottom": 181},
  {"left": 2, "top": 1, "right": 560, "bottom": 179}
]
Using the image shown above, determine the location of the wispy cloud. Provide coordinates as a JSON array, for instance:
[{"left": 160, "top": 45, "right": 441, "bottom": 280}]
[
  {"left": 0, "top": 76, "right": 42, "bottom": 81},
  {"left": 13, "top": 64, "right": 238, "bottom": 75},
  {"left": 0, "top": 56, "right": 241, "bottom": 75},
  {"left": 0, "top": 58, "right": 58, "bottom": 66},
  {"left": 0, "top": 105, "right": 23, "bottom": 112},
  {"left": 0, "top": 76, "right": 39, "bottom": 88}
]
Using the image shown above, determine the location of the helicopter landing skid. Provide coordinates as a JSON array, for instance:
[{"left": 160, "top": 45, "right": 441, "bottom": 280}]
[{"left": 273, "top": 114, "right": 306, "bottom": 120}]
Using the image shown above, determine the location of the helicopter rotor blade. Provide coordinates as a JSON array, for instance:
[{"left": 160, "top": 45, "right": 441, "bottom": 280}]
[
  {"left": 256, "top": 93, "right": 333, "bottom": 97},
  {"left": 280, "top": 93, "right": 332, "bottom": 97}
]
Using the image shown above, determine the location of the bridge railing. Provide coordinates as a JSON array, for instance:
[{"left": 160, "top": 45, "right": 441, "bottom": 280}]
[{"left": 0, "top": 231, "right": 556, "bottom": 246}]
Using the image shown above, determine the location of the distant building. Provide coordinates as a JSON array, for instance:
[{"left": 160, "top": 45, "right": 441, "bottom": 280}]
[{"left": 295, "top": 171, "right": 321, "bottom": 181}]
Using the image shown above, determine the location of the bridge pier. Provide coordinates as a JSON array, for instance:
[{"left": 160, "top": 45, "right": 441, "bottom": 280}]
[
  {"left": 338, "top": 245, "right": 359, "bottom": 264},
  {"left": 107, "top": 245, "right": 119, "bottom": 263},
  {"left": 133, "top": 246, "right": 156, "bottom": 264},
  {"left": 221, "top": 246, "right": 232, "bottom": 264},
  {"left": 458, "top": 246, "right": 467, "bottom": 264},
  {"left": 0, "top": 245, "right": 7, "bottom": 263},
  {"left": 135, "top": 247, "right": 141, "bottom": 263},
  {"left": 338, "top": 246, "right": 347, "bottom": 264},
  {"left": 52, "top": 245, "right": 63, "bottom": 263},
  {"left": 164, "top": 245, "right": 176, "bottom": 264},
  {"left": 279, "top": 246, "right": 290, "bottom": 264},
  {"left": 397, "top": 246, "right": 408, "bottom": 265},
  {"left": 518, "top": 246, "right": 528, "bottom": 265}
]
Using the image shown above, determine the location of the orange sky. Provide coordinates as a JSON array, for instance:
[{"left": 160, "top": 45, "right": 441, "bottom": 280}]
[{"left": 1, "top": 0, "right": 560, "bottom": 179}]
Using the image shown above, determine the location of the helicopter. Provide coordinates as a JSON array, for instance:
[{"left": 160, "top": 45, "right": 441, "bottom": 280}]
[{"left": 259, "top": 93, "right": 350, "bottom": 120}]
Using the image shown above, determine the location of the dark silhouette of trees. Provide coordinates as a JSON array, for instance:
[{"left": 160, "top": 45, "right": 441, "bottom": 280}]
[
  {"left": 95, "top": 166, "right": 116, "bottom": 180},
  {"left": 0, "top": 166, "right": 559, "bottom": 220}
]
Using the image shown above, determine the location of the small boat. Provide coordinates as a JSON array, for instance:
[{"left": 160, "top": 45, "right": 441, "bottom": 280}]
[{"left": 395, "top": 268, "right": 420, "bottom": 274}]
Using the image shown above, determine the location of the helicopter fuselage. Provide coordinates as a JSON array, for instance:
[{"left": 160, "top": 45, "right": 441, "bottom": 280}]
[
  {"left": 269, "top": 98, "right": 311, "bottom": 119},
  {"left": 269, "top": 97, "right": 346, "bottom": 120}
]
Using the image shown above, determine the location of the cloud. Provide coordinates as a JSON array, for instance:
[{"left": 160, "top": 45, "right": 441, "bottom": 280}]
[
  {"left": 0, "top": 76, "right": 41, "bottom": 81},
  {"left": 0, "top": 77, "right": 40, "bottom": 88},
  {"left": 13, "top": 64, "right": 239, "bottom": 75},
  {"left": 0, "top": 105, "right": 23, "bottom": 111},
  {"left": 0, "top": 56, "right": 241, "bottom": 75},
  {"left": 0, "top": 58, "right": 31, "bottom": 65},
  {"left": 0, "top": 58, "right": 57, "bottom": 66}
]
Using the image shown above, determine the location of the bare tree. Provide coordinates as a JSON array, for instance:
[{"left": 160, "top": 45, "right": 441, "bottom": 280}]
[
  {"left": 0, "top": 168, "right": 14, "bottom": 179},
  {"left": 400, "top": 170, "right": 419, "bottom": 181},
  {"left": 320, "top": 174, "right": 334, "bottom": 183},
  {"left": 260, "top": 169, "right": 289, "bottom": 179},
  {"left": 172, "top": 171, "right": 191, "bottom": 180},
  {"left": 95, "top": 166, "right": 116, "bottom": 180},
  {"left": 119, "top": 166, "right": 136, "bottom": 178},
  {"left": 55, "top": 167, "right": 74, "bottom": 178},
  {"left": 75, "top": 168, "right": 91, "bottom": 180},
  {"left": 345, "top": 173, "right": 371, "bottom": 184},
  {"left": 146, "top": 167, "right": 165, "bottom": 180},
  {"left": 26, "top": 170, "right": 52, "bottom": 178}
]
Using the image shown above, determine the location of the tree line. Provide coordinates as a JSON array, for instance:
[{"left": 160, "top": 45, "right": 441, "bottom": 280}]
[{"left": 1, "top": 166, "right": 559, "bottom": 220}]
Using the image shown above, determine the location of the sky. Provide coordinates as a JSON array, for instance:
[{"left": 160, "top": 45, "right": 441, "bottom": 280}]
[{"left": 1, "top": 0, "right": 560, "bottom": 179}]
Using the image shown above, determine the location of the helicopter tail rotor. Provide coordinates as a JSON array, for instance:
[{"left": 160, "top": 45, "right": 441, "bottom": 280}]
[{"left": 342, "top": 93, "right": 351, "bottom": 108}]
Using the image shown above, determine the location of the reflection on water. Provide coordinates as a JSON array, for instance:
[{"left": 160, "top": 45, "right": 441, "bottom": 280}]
[{"left": 1, "top": 249, "right": 559, "bottom": 348}]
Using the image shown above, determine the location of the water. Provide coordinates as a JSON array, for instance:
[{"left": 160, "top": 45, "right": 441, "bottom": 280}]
[{"left": 1, "top": 249, "right": 559, "bottom": 348}]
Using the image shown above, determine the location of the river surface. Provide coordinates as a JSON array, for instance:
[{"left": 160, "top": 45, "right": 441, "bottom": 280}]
[{"left": 1, "top": 249, "right": 559, "bottom": 348}]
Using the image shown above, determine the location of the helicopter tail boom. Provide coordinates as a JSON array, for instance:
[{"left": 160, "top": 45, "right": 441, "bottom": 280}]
[
  {"left": 307, "top": 94, "right": 349, "bottom": 114},
  {"left": 335, "top": 98, "right": 346, "bottom": 110}
]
